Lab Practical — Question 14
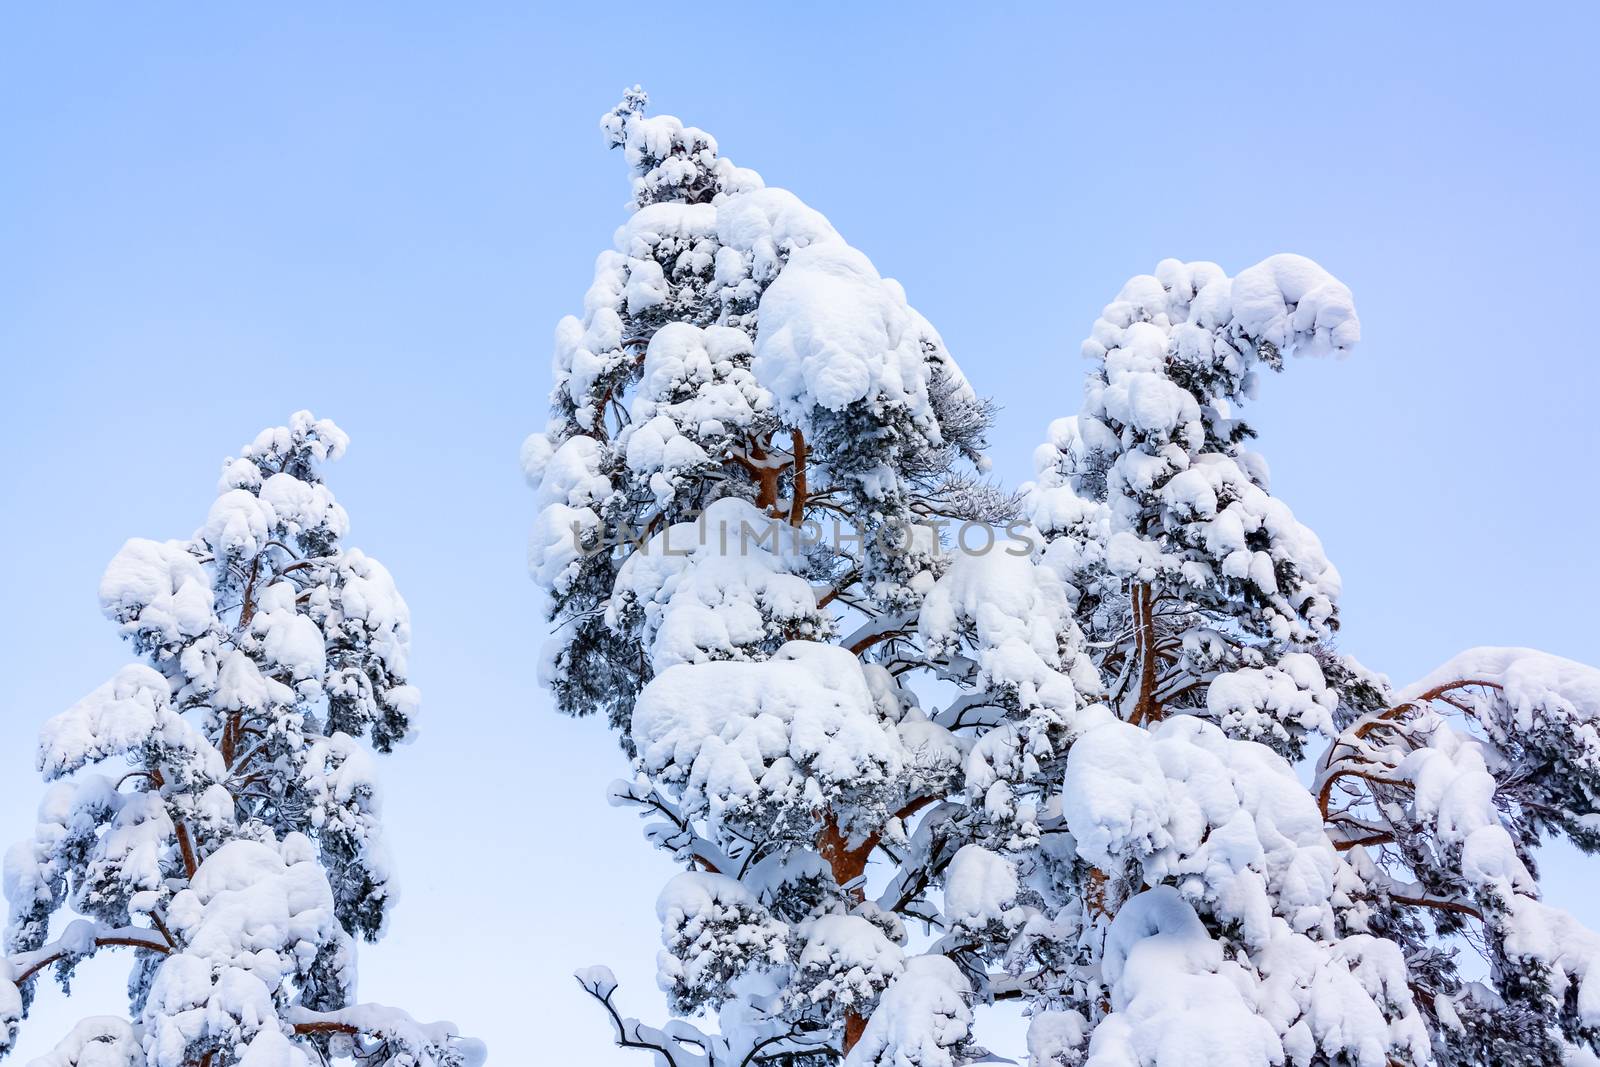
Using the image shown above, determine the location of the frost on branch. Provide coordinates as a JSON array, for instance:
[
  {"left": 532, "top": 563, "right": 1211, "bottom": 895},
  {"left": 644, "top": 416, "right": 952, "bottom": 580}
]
[{"left": 3, "top": 413, "right": 477, "bottom": 1066}]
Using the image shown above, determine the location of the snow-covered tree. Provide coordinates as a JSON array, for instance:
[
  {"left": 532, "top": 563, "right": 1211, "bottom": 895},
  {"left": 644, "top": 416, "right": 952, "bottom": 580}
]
[
  {"left": 530, "top": 88, "right": 1076, "bottom": 1066},
  {"left": 1025, "top": 256, "right": 1359, "bottom": 759},
  {"left": 532, "top": 92, "right": 1600, "bottom": 1067},
  {"left": 2, "top": 413, "right": 483, "bottom": 1067},
  {"left": 1019, "top": 261, "right": 1600, "bottom": 1067}
]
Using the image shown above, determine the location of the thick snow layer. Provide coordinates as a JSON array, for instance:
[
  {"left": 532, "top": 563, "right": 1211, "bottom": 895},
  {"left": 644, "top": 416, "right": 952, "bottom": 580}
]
[
  {"left": 631, "top": 641, "right": 905, "bottom": 835},
  {"left": 231, "top": 1029, "right": 311, "bottom": 1067},
  {"left": 6, "top": 777, "right": 117, "bottom": 944},
  {"left": 755, "top": 242, "right": 947, "bottom": 418},
  {"left": 1027, "top": 1010, "right": 1088, "bottom": 1067},
  {"left": 1094, "top": 450, "right": 1341, "bottom": 642},
  {"left": 0, "top": 977, "right": 19, "bottom": 1058},
  {"left": 201, "top": 490, "right": 274, "bottom": 560},
  {"left": 717, "top": 187, "right": 837, "bottom": 285},
  {"left": 1164, "top": 454, "right": 1340, "bottom": 622},
  {"left": 610, "top": 498, "right": 823, "bottom": 669},
  {"left": 1061, "top": 713, "right": 1170, "bottom": 871},
  {"left": 1229, "top": 254, "right": 1360, "bottom": 359},
  {"left": 83, "top": 792, "right": 172, "bottom": 911},
  {"left": 1320, "top": 648, "right": 1600, "bottom": 909},
  {"left": 918, "top": 551, "right": 1097, "bottom": 715},
  {"left": 526, "top": 434, "right": 611, "bottom": 514},
  {"left": 1096, "top": 889, "right": 1428, "bottom": 1066},
  {"left": 251, "top": 583, "right": 326, "bottom": 682},
  {"left": 623, "top": 323, "right": 771, "bottom": 506},
  {"left": 636, "top": 323, "right": 762, "bottom": 417},
  {"left": 239, "top": 411, "right": 347, "bottom": 466},
  {"left": 1027, "top": 482, "right": 1107, "bottom": 545},
  {"left": 1086, "top": 887, "right": 1282, "bottom": 1067},
  {"left": 334, "top": 550, "right": 413, "bottom": 679},
  {"left": 843, "top": 955, "right": 972, "bottom": 1067},
  {"left": 941, "top": 845, "right": 1018, "bottom": 931},
  {"left": 26, "top": 1015, "right": 142, "bottom": 1067},
  {"left": 547, "top": 297, "right": 625, "bottom": 433},
  {"left": 601, "top": 89, "right": 760, "bottom": 209},
  {"left": 142, "top": 836, "right": 337, "bottom": 1067},
  {"left": 1083, "top": 255, "right": 1359, "bottom": 368},
  {"left": 285, "top": 1004, "right": 482, "bottom": 1067},
  {"left": 1206, "top": 654, "right": 1336, "bottom": 745},
  {"left": 1398, "top": 646, "right": 1600, "bottom": 726},
  {"left": 655, "top": 872, "right": 787, "bottom": 1011},
  {"left": 198, "top": 417, "right": 352, "bottom": 564},
  {"left": 791, "top": 914, "right": 904, "bottom": 1018},
  {"left": 4, "top": 411, "right": 466, "bottom": 1066},
  {"left": 98, "top": 540, "right": 214, "bottom": 646},
  {"left": 256, "top": 473, "right": 344, "bottom": 543},
  {"left": 1063, "top": 713, "right": 1336, "bottom": 941},
  {"left": 1067, "top": 256, "right": 1354, "bottom": 650},
  {"left": 1271, "top": 933, "right": 1431, "bottom": 1067},
  {"left": 1500, "top": 895, "right": 1600, "bottom": 1026},
  {"left": 524, "top": 434, "right": 610, "bottom": 593},
  {"left": 519, "top": 92, "right": 1600, "bottom": 1067},
  {"left": 1399, "top": 726, "right": 1535, "bottom": 895},
  {"left": 37, "top": 665, "right": 221, "bottom": 783}
]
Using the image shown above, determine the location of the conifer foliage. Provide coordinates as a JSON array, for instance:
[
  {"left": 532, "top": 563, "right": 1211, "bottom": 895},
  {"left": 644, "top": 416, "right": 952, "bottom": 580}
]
[
  {"left": 530, "top": 92, "right": 1600, "bottom": 1066},
  {"left": 2, "top": 413, "right": 482, "bottom": 1067}
]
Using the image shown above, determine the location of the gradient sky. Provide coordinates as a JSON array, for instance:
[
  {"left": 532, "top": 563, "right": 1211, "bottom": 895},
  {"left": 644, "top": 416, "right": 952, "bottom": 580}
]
[{"left": 3, "top": 4, "right": 1597, "bottom": 1063}]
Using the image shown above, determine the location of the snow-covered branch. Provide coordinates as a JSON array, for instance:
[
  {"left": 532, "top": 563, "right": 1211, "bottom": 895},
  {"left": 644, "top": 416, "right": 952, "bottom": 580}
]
[
  {"left": 286, "top": 1004, "right": 485, "bottom": 1066},
  {"left": 5, "top": 920, "right": 169, "bottom": 984}
]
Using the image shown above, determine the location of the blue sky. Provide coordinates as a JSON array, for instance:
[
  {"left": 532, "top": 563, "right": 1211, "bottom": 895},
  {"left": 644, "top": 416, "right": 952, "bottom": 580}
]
[{"left": 2, "top": 4, "right": 1596, "bottom": 1062}]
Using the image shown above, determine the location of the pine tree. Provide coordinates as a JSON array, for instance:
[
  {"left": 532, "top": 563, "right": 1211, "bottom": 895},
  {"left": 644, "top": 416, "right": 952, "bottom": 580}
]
[
  {"left": 532, "top": 93, "right": 1600, "bottom": 1067},
  {"left": 1027, "top": 256, "right": 1358, "bottom": 759},
  {"left": 530, "top": 89, "right": 1072, "bottom": 1066},
  {"left": 1020, "top": 262, "right": 1600, "bottom": 1066},
  {"left": 1, "top": 413, "right": 483, "bottom": 1067}
]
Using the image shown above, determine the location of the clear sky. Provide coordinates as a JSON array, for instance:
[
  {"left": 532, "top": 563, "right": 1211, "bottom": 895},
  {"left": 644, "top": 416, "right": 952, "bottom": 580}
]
[{"left": 2, "top": 4, "right": 1597, "bottom": 1063}]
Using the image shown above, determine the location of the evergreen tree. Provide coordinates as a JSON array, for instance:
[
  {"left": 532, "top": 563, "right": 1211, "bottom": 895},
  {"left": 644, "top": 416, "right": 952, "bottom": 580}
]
[
  {"left": 1, "top": 413, "right": 483, "bottom": 1067},
  {"left": 530, "top": 89, "right": 1067, "bottom": 1065},
  {"left": 1026, "top": 256, "right": 1357, "bottom": 759},
  {"left": 1021, "top": 262, "right": 1600, "bottom": 1066},
  {"left": 532, "top": 93, "right": 1600, "bottom": 1066}
]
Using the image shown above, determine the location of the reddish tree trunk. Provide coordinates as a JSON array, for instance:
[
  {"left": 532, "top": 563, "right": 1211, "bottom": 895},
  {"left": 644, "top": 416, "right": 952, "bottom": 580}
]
[{"left": 820, "top": 795, "right": 937, "bottom": 1054}]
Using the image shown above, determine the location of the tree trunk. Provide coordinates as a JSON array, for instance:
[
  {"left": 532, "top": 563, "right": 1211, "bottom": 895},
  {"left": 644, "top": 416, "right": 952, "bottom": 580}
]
[
  {"left": 1129, "top": 583, "right": 1163, "bottom": 726},
  {"left": 820, "top": 795, "right": 937, "bottom": 1055}
]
